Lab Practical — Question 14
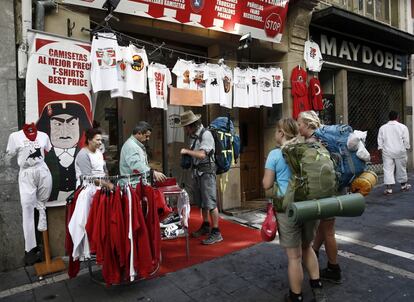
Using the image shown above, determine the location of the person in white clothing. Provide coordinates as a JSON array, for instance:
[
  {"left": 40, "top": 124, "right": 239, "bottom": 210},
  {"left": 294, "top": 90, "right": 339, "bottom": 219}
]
[
  {"left": 378, "top": 111, "right": 411, "bottom": 195},
  {"left": 75, "top": 128, "right": 113, "bottom": 190}
]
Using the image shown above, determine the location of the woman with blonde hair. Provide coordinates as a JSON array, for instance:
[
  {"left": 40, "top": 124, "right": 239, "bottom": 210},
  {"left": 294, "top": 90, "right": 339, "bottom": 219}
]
[
  {"left": 263, "top": 117, "right": 327, "bottom": 302},
  {"left": 297, "top": 111, "right": 342, "bottom": 285}
]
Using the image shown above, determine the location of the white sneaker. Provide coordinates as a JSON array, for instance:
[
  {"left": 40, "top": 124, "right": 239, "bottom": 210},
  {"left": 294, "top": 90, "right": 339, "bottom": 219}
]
[
  {"left": 401, "top": 184, "right": 412, "bottom": 192},
  {"left": 37, "top": 209, "right": 47, "bottom": 232}
]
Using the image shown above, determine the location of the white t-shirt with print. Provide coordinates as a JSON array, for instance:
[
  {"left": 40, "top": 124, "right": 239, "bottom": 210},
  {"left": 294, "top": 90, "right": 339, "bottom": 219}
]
[
  {"left": 111, "top": 46, "right": 133, "bottom": 99},
  {"left": 148, "top": 63, "right": 172, "bottom": 110},
  {"left": 220, "top": 65, "right": 233, "bottom": 109},
  {"left": 233, "top": 67, "right": 250, "bottom": 108},
  {"left": 271, "top": 67, "right": 284, "bottom": 104},
  {"left": 189, "top": 63, "right": 207, "bottom": 104},
  {"left": 90, "top": 33, "right": 119, "bottom": 93},
  {"left": 172, "top": 59, "right": 192, "bottom": 89},
  {"left": 6, "top": 130, "right": 51, "bottom": 170},
  {"left": 257, "top": 67, "right": 273, "bottom": 107},
  {"left": 247, "top": 68, "right": 259, "bottom": 108},
  {"left": 304, "top": 40, "right": 323, "bottom": 72},
  {"left": 205, "top": 63, "right": 221, "bottom": 105},
  {"left": 167, "top": 105, "right": 185, "bottom": 144},
  {"left": 126, "top": 45, "right": 148, "bottom": 94}
]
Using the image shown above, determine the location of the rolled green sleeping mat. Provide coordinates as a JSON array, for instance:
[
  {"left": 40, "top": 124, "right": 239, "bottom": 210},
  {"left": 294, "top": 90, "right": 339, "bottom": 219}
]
[{"left": 287, "top": 193, "right": 365, "bottom": 224}]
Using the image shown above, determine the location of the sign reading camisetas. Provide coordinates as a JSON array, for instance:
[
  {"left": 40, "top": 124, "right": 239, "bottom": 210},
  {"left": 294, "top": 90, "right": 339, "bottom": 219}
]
[
  {"left": 26, "top": 31, "right": 93, "bottom": 207},
  {"left": 62, "top": 0, "right": 290, "bottom": 43}
]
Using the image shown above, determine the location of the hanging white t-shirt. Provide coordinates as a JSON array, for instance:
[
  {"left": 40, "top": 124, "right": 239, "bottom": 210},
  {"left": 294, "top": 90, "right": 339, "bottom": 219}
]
[
  {"left": 205, "top": 63, "right": 221, "bottom": 105},
  {"left": 167, "top": 105, "right": 185, "bottom": 144},
  {"left": 271, "top": 67, "right": 284, "bottom": 104},
  {"left": 111, "top": 46, "right": 133, "bottom": 99},
  {"left": 148, "top": 63, "right": 172, "bottom": 110},
  {"left": 247, "top": 67, "right": 259, "bottom": 108},
  {"left": 6, "top": 130, "right": 51, "bottom": 170},
  {"left": 172, "top": 59, "right": 192, "bottom": 89},
  {"left": 189, "top": 63, "right": 207, "bottom": 104},
  {"left": 233, "top": 67, "right": 250, "bottom": 108},
  {"left": 304, "top": 40, "right": 323, "bottom": 72},
  {"left": 220, "top": 65, "right": 233, "bottom": 109},
  {"left": 90, "top": 33, "right": 119, "bottom": 93},
  {"left": 257, "top": 67, "right": 273, "bottom": 108},
  {"left": 126, "top": 45, "right": 149, "bottom": 94}
]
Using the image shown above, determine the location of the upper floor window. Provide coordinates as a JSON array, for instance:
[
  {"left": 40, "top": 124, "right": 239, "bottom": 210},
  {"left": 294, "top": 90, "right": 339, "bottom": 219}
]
[{"left": 320, "top": 0, "right": 398, "bottom": 27}]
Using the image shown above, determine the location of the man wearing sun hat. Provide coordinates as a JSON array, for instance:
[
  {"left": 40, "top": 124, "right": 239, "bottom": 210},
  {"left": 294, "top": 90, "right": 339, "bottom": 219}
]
[{"left": 178, "top": 110, "right": 223, "bottom": 245}]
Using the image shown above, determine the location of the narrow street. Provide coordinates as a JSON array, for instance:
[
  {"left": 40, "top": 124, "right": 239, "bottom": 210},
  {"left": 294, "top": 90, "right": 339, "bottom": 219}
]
[{"left": 1, "top": 173, "right": 414, "bottom": 302}]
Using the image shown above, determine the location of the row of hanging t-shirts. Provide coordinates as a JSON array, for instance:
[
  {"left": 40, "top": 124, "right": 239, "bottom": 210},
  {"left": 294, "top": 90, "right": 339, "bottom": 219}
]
[
  {"left": 65, "top": 181, "right": 175, "bottom": 286},
  {"left": 90, "top": 33, "right": 284, "bottom": 110}
]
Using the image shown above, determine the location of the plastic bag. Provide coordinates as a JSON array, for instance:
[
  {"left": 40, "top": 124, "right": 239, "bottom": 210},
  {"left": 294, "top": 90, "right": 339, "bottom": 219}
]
[{"left": 261, "top": 201, "right": 278, "bottom": 241}]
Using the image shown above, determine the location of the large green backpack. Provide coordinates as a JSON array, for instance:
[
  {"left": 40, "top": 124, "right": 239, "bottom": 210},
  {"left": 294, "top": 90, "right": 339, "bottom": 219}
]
[{"left": 282, "top": 142, "right": 337, "bottom": 205}]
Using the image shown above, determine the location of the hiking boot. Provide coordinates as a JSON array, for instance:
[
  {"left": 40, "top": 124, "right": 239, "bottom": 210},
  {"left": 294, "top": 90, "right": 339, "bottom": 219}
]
[
  {"left": 320, "top": 266, "right": 342, "bottom": 284},
  {"left": 284, "top": 293, "right": 303, "bottom": 302},
  {"left": 401, "top": 184, "right": 412, "bottom": 191},
  {"left": 311, "top": 287, "right": 328, "bottom": 302},
  {"left": 201, "top": 231, "right": 223, "bottom": 245},
  {"left": 37, "top": 209, "right": 47, "bottom": 232},
  {"left": 191, "top": 224, "right": 210, "bottom": 238}
]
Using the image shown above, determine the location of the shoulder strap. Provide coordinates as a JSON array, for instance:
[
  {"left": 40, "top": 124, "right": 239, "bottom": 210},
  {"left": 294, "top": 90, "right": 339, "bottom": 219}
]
[
  {"left": 190, "top": 128, "right": 206, "bottom": 150},
  {"left": 198, "top": 128, "right": 206, "bottom": 143}
]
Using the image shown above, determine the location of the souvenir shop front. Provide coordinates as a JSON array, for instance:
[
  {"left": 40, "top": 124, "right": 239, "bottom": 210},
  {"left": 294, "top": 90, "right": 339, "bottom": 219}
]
[
  {"left": 310, "top": 6, "right": 414, "bottom": 170},
  {"left": 26, "top": 0, "right": 314, "bottom": 258},
  {"left": 55, "top": 0, "right": 298, "bottom": 210}
]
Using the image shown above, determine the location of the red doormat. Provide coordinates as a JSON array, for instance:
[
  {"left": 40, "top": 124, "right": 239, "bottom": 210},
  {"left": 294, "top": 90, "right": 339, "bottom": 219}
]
[{"left": 158, "top": 208, "right": 261, "bottom": 275}]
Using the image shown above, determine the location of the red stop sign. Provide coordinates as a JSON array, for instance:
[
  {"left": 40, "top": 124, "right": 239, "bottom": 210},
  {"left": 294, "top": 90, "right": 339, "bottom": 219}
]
[{"left": 264, "top": 13, "right": 282, "bottom": 38}]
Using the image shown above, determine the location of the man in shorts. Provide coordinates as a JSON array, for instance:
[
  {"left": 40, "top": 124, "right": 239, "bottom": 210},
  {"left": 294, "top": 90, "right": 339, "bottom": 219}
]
[{"left": 178, "top": 110, "right": 223, "bottom": 245}]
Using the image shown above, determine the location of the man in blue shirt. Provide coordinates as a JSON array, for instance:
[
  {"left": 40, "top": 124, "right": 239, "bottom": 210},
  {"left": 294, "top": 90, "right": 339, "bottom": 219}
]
[{"left": 120, "top": 121, "right": 166, "bottom": 184}]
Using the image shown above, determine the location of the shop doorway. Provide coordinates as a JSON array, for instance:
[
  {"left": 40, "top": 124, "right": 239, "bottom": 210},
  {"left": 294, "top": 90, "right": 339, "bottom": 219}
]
[
  {"left": 347, "top": 72, "right": 403, "bottom": 166},
  {"left": 239, "top": 108, "right": 262, "bottom": 202}
]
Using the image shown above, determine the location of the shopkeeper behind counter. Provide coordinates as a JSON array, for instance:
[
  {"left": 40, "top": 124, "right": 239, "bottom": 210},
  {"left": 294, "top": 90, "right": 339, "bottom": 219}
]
[
  {"left": 74, "top": 127, "right": 113, "bottom": 189},
  {"left": 119, "top": 121, "right": 167, "bottom": 184}
]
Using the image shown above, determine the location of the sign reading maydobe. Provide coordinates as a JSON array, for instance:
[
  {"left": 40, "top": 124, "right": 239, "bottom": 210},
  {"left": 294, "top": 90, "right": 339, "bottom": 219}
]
[{"left": 63, "top": 0, "right": 290, "bottom": 43}]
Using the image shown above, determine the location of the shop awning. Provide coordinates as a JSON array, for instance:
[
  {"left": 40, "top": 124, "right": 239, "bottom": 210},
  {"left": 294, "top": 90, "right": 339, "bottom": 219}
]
[{"left": 311, "top": 6, "right": 414, "bottom": 54}]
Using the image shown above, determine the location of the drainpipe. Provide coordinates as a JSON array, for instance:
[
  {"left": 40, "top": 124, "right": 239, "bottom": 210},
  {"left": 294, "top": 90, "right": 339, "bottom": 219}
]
[
  {"left": 17, "top": 0, "right": 32, "bottom": 79},
  {"left": 34, "top": 0, "right": 56, "bottom": 31}
]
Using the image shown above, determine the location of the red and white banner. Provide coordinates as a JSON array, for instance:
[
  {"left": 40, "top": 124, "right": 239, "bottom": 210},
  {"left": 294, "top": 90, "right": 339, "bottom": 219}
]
[
  {"left": 63, "top": 0, "right": 290, "bottom": 43},
  {"left": 26, "top": 31, "right": 93, "bottom": 206}
]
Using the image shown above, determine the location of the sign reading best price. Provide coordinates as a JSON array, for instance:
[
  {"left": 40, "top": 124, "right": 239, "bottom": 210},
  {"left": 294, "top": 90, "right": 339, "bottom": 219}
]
[{"left": 64, "top": 0, "right": 290, "bottom": 43}]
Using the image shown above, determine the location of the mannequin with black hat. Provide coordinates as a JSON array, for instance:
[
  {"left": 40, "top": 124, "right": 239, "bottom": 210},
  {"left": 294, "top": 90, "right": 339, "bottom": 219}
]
[{"left": 178, "top": 110, "right": 223, "bottom": 245}]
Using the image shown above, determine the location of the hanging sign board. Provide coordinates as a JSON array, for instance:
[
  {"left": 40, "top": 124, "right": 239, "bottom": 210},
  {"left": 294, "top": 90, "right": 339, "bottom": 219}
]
[
  {"left": 63, "top": 0, "right": 290, "bottom": 43},
  {"left": 26, "top": 30, "right": 93, "bottom": 207}
]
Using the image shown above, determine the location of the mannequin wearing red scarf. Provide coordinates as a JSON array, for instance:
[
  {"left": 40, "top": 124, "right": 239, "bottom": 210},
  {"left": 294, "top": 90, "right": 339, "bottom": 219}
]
[{"left": 23, "top": 123, "right": 38, "bottom": 141}]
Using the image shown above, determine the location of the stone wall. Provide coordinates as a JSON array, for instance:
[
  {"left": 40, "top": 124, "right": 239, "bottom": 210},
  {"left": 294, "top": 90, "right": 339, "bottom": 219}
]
[{"left": 0, "top": 0, "right": 21, "bottom": 271}]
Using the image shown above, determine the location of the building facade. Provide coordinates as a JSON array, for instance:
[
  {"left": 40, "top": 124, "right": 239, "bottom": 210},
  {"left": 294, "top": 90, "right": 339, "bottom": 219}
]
[{"left": 0, "top": 0, "right": 413, "bottom": 271}]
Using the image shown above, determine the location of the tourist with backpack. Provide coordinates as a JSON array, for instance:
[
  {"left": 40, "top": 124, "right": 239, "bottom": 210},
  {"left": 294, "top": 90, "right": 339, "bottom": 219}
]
[
  {"left": 262, "top": 118, "right": 327, "bottom": 302},
  {"left": 378, "top": 110, "right": 411, "bottom": 195},
  {"left": 297, "top": 111, "right": 342, "bottom": 285},
  {"left": 178, "top": 110, "right": 223, "bottom": 245}
]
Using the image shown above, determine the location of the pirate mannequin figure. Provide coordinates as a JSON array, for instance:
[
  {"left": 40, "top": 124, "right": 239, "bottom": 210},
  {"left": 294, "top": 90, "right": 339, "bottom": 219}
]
[
  {"left": 37, "top": 102, "right": 91, "bottom": 203},
  {"left": 6, "top": 123, "right": 53, "bottom": 265}
]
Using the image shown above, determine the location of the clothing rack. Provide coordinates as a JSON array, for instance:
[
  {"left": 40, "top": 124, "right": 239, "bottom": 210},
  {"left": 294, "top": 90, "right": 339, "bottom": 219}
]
[
  {"left": 69, "top": 173, "right": 160, "bottom": 286},
  {"left": 79, "top": 171, "right": 154, "bottom": 186}
]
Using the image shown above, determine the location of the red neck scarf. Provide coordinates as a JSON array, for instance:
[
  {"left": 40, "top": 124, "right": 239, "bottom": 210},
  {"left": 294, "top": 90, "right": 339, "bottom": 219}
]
[{"left": 23, "top": 123, "right": 38, "bottom": 141}]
